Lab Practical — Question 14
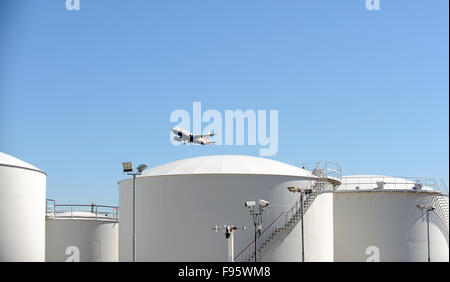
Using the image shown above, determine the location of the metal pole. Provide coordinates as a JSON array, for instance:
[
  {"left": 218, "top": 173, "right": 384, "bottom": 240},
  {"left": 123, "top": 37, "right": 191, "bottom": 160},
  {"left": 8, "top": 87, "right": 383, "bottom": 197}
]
[
  {"left": 228, "top": 231, "right": 234, "bottom": 262},
  {"left": 133, "top": 174, "right": 136, "bottom": 262},
  {"left": 300, "top": 192, "right": 305, "bottom": 262},
  {"left": 426, "top": 209, "right": 430, "bottom": 262}
]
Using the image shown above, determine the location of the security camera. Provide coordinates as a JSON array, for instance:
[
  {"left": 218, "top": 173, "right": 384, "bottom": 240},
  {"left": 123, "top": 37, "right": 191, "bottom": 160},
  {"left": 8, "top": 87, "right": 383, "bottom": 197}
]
[
  {"left": 245, "top": 201, "right": 256, "bottom": 209},
  {"left": 259, "top": 199, "right": 269, "bottom": 207},
  {"left": 259, "top": 199, "right": 269, "bottom": 211}
]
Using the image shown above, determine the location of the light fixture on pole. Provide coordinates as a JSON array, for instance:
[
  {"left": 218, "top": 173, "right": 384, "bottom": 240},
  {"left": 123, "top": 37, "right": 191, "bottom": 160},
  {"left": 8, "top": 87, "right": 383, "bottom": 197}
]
[
  {"left": 244, "top": 199, "right": 270, "bottom": 262},
  {"left": 416, "top": 204, "right": 435, "bottom": 262},
  {"left": 287, "top": 186, "right": 313, "bottom": 262},
  {"left": 122, "top": 161, "right": 148, "bottom": 262},
  {"left": 212, "top": 225, "right": 246, "bottom": 262}
]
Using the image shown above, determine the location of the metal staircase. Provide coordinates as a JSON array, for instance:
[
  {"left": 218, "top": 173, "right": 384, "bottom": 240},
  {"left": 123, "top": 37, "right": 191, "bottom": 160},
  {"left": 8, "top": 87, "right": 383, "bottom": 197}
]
[
  {"left": 431, "top": 181, "right": 449, "bottom": 246},
  {"left": 234, "top": 162, "right": 341, "bottom": 262}
]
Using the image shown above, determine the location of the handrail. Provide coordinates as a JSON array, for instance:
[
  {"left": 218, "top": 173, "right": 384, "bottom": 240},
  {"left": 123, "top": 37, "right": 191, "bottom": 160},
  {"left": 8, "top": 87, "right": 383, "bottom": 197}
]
[
  {"left": 235, "top": 162, "right": 338, "bottom": 261},
  {"left": 234, "top": 177, "right": 322, "bottom": 261},
  {"left": 54, "top": 204, "right": 118, "bottom": 209},
  {"left": 46, "top": 199, "right": 119, "bottom": 221},
  {"left": 339, "top": 176, "right": 448, "bottom": 195},
  {"left": 301, "top": 161, "right": 342, "bottom": 182}
]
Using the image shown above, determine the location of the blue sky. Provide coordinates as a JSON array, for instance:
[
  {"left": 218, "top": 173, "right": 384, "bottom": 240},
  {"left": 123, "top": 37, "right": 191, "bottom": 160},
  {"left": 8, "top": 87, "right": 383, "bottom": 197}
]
[{"left": 1, "top": 0, "right": 448, "bottom": 205}]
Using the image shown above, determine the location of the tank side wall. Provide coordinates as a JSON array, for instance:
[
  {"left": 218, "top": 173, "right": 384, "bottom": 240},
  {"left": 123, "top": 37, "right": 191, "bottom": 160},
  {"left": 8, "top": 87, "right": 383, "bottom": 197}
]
[
  {"left": 304, "top": 191, "right": 334, "bottom": 261},
  {"left": 334, "top": 192, "right": 449, "bottom": 262},
  {"left": 119, "top": 175, "right": 313, "bottom": 262},
  {"left": 46, "top": 220, "right": 118, "bottom": 262},
  {"left": 0, "top": 167, "right": 46, "bottom": 262},
  {"left": 263, "top": 191, "right": 334, "bottom": 262}
]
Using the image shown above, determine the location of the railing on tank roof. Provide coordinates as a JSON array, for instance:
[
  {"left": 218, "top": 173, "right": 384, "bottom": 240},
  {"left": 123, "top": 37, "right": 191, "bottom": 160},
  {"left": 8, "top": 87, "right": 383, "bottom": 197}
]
[
  {"left": 338, "top": 176, "right": 448, "bottom": 195},
  {"left": 45, "top": 199, "right": 119, "bottom": 221},
  {"left": 301, "top": 161, "right": 342, "bottom": 182}
]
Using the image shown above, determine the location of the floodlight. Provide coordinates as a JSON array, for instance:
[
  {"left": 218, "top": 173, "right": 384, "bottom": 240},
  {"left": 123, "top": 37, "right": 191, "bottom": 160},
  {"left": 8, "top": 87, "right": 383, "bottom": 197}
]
[
  {"left": 137, "top": 164, "right": 148, "bottom": 173},
  {"left": 122, "top": 162, "right": 133, "bottom": 173}
]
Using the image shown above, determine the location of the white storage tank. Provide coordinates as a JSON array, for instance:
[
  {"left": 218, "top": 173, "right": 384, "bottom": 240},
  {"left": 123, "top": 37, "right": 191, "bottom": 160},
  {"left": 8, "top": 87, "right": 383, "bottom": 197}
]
[
  {"left": 334, "top": 175, "right": 449, "bottom": 262},
  {"left": 0, "top": 152, "right": 46, "bottom": 262},
  {"left": 118, "top": 155, "right": 340, "bottom": 262},
  {"left": 45, "top": 201, "right": 119, "bottom": 262}
]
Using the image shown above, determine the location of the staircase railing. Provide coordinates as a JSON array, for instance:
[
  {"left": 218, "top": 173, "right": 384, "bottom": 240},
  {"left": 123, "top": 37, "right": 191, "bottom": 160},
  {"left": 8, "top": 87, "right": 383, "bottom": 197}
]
[
  {"left": 235, "top": 162, "right": 340, "bottom": 262},
  {"left": 233, "top": 188, "right": 307, "bottom": 262},
  {"left": 430, "top": 181, "right": 449, "bottom": 247},
  {"left": 432, "top": 194, "right": 449, "bottom": 246}
]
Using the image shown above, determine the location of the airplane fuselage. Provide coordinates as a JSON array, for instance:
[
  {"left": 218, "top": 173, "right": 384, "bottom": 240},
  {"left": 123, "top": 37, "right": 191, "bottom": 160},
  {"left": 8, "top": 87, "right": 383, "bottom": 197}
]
[{"left": 171, "top": 127, "right": 212, "bottom": 145}]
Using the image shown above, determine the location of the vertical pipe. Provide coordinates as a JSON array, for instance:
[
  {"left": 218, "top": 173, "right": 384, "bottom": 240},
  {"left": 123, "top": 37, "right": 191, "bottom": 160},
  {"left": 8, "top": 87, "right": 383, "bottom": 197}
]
[
  {"left": 133, "top": 174, "right": 136, "bottom": 262},
  {"left": 426, "top": 210, "right": 430, "bottom": 262},
  {"left": 228, "top": 231, "right": 234, "bottom": 262},
  {"left": 254, "top": 219, "right": 257, "bottom": 262},
  {"left": 300, "top": 192, "right": 305, "bottom": 262}
]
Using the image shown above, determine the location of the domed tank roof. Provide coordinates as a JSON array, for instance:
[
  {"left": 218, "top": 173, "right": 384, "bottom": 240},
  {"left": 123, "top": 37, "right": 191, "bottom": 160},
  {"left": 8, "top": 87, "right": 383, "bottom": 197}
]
[
  {"left": 338, "top": 175, "right": 439, "bottom": 192},
  {"left": 0, "top": 152, "right": 45, "bottom": 174},
  {"left": 141, "top": 155, "right": 314, "bottom": 178}
]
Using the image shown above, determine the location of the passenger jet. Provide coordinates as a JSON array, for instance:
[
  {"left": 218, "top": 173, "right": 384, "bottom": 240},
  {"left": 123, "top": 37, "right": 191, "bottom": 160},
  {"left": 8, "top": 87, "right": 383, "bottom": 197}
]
[{"left": 171, "top": 127, "right": 217, "bottom": 145}]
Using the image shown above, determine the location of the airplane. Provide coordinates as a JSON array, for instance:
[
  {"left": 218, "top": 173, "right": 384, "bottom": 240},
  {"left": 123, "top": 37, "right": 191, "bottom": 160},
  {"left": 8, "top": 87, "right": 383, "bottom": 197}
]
[{"left": 171, "top": 127, "right": 217, "bottom": 145}]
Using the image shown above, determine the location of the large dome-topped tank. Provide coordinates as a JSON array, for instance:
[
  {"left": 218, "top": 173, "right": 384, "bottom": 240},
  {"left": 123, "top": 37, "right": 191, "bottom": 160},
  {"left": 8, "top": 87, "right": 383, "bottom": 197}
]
[
  {"left": 118, "top": 155, "right": 339, "bottom": 262},
  {"left": 0, "top": 152, "right": 46, "bottom": 261},
  {"left": 334, "top": 175, "right": 449, "bottom": 262}
]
